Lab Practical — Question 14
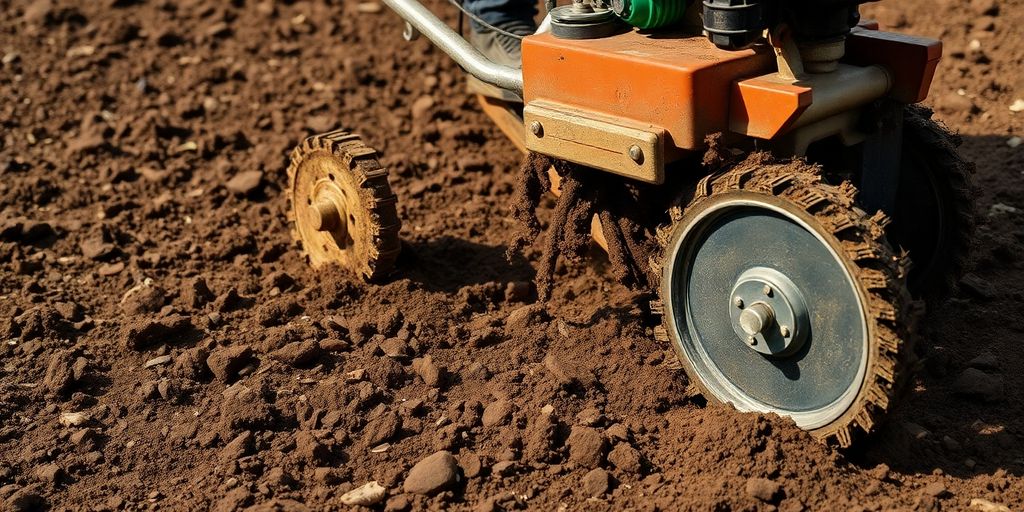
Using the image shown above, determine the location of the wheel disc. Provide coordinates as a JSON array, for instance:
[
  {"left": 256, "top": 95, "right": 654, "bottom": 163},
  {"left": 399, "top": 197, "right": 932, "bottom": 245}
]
[
  {"left": 655, "top": 156, "right": 917, "bottom": 446},
  {"left": 287, "top": 131, "right": 401, "bottom": 280},
  {"left": 665, "top": 197, "right": 868, "bottom": 429}
]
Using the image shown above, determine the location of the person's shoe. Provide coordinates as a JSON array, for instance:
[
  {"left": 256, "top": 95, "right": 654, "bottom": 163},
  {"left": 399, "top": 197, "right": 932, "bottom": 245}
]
[
  {"left": 467, "top": 20, "right": 537, "bottom": 101},
  {"left": 468, "top": 19, "right": 537, "bottom": 68}
]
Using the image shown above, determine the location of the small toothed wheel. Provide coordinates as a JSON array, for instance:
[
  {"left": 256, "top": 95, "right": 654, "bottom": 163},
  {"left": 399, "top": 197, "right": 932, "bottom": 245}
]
[
  {"left": 287, "top": 130, "right": 401, "bottom": 280},
  {"left": 654, "top": 155, "right": 916, "bottom": 447}
]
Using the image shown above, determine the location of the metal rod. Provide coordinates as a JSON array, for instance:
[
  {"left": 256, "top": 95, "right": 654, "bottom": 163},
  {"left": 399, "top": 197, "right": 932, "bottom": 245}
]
[{"left": 381, "top": 0, "right": 524, "bottom": 96}]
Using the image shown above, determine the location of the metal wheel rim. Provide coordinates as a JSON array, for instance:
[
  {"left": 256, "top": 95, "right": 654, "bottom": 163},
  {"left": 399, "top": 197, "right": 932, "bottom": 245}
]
[{"left": 662, "top": 197, "right": 869, "bottom": 429}]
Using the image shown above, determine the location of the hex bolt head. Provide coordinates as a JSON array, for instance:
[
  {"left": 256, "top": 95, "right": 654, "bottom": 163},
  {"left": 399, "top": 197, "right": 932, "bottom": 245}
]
[
  {"left": 530, "top": 121, "right": 544, "bottom": 137},
  {"left": 780, "top": 325, "right": 791, "bottom": 337},
  {"left": 762, "top": 285, "right": 773, "bottom": 297},
  {"left": 628, "top": 145, "right": 644, "bottom": 164},
  {"left": 733, "top": 297, "right": 744, "bottom": 308},
  {"left": 747, "top": 336, "right": 757, "bottom": 346}
]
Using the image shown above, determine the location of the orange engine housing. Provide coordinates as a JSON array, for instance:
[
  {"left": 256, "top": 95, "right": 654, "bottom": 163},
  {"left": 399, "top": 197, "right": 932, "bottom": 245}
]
[{"left": 521, "top": 30, "right": 776, "bottom": 153}]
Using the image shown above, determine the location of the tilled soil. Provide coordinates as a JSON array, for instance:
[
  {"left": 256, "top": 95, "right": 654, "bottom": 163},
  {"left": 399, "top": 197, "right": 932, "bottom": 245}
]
[{"left": 0, "top": 0, "right": 1022, "bottom": 510}]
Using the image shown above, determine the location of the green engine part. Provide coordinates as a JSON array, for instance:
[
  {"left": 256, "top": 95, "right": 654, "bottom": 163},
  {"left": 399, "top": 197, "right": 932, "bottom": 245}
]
[{"left": 612, "top": 0, "right": 689, "bottom": 30}]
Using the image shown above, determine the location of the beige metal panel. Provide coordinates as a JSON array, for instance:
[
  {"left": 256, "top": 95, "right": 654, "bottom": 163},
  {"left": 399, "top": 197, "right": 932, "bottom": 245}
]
[{"left": 524, "top": 101, "right": 666, "bottom": 184}]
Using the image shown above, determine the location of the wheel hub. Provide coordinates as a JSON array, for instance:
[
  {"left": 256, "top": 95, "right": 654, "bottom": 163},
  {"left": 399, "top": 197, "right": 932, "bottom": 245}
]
[{"left": 729, "top": 267, "right": 809, "bottom": 357}]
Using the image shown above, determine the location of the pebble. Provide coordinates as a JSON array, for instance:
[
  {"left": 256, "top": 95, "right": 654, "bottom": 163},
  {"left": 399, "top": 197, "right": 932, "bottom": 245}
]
[
  {"left": 410, "top": 95, "right": 435, "bottom": 120},
  {"left": 1008, "top": 136, "right": 1022, "bottom": 148},
  {"left": 481, "top": 400, "right": 513, "bottom": 428},
  {"left": 952, "top": 368, "right": 1004, "bottom": 402},
  {"left": 969, "top": 498, "right": 1010, "bottom": 511},
  {"left": 143, "top": 355, "right": 173, "bottom": 368},
  {"left": 505, "top": 304, "right": 548, "bottom": 332},
  {"left": 745, "top": 477, "right": 782, "bottom": 503},
  {"left": 59, "top": 411, "right": 90, "bottom": 427},
  {"left": 225, "top": 170, "right": 263, "bottom": 195},
  {"left": 356, "top": 2, "right": 383, "bottom": 14},
  {"left": 403, "top": 451, "right": 460, "bottom": 495},
  {"left": 581, "top": 468, "right": 610, "bottom": 497},
  {"left": 566, "top": 426, "right": 607, "bottom": 468},
  {"left": 1010, "top": 99, "right": 1024, "bottom": 113},
  {"left": 221, "top": 431, "right": 254, "bottom": 462}
]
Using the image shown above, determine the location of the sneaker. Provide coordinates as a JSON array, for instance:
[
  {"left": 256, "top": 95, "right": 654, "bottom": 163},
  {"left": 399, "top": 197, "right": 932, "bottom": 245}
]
[
  {"left": 469, "top": 20, "right": 537, "bottom": 68},
  {"left": 467, "top": 20, "right": 536, "bottom": 100}
]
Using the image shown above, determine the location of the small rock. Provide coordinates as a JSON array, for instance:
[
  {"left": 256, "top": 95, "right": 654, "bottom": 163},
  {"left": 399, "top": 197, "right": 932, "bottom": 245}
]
[
  {"left": 356, "top": 2, "right": 383, "bottom": 14},
  {"left": 411, "top": 356, "right": 445, "bottom": 388},
  {"left": 222, "top": 431, "right": 255, "bottom": 462},
  {"left": 340, "top": 481, "right": 387, "bottom": 506},
  {"left": 59, "top": 412, "right": 90, "bottom": 427},
  {"left": 226, "top": 171, "right": 263, "bottom": 195},
  {"left": 745, "top": 477, "right": 782, "bottom": 503},
  {"left": 363, "top": 411, "right": 402, "bottom": 447},
  {"left": 1010, "top": 99, "right": 1024, "bottom": 113},
  {"left": 32, "top": 464, "right": 65, "bottom": 484},
  {"left": 1008, "top": 137, "right": 1022, "bottom": 148},
  {"left": 403, "top": 451, "right": 460, "bottom": 495},
  {"left": 922, "top": 481, "right": 948, "bottom": 498},
  {"left": 207, "top": 345, "right": 255, "bottom": 383},
  {"left": 410, "top": 95, "right": 435, "bottom": 120},
  {"left": 79, "top": 237, "right": 114, "bottom": 260},
  {"left": 581, "top": 468, "right": 610, "bottom": 497},
  {"left": 121, "top": 284, "right": 166, "bottom": 315},
  {"left": 607, "top": 443, "right": 642, "bottom": 474},
  {"left": 960, "top": 273, "right": 996, "bottom": 299},
  {"left": 481, "top": 400, "right": 513, "bottom": 428},
  {"left": 461, "top": 453, "right": 484, "bottom": 478},
  {"left": 380, "top": 337, "right": 411, "bottom": 359},
  {"left": 384, "top": 494, "right": 412, "bottom": 512},
  {"left": 43, "top": 351, "right": 75, "bottom": 396},
  {"left": 144, "top": 355, "right": 173, "bottom": 368},
  {"left": 544, "top": 352, "right": 596, "bottom": 387},
  {"left": 271, "top": 340, "right": 322, "bottom": 368},
  {"left": 966, "top": 350, "right": 999, "bottom": 371},
  {"left": 952, "top": 368, "right": 1004, "bottom": 402},
  {"left": 181, "top": 277, "right": 215, "bottom": 308},
  {"left": 969, "top": 498, "right": 1010, "bottom": 512},
  {"left": 491, "top": 460, "right": 518, "bottom": 477},
  {"left": 505, "top": 304, "right": 548, "bottom": 332},
  {"left": 566, "top": 426, "right": 607, "bottom": 468}
]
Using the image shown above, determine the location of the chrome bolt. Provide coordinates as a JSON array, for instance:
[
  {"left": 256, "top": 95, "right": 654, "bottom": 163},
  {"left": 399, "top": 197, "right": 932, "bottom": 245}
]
[
  {"left": 628, "top": 145, "right": 644, "bottom": 164},
  {"left": 762, "top": 285, "right": 773, "bottom": 297},
  {"left": 530, "top": 121, "right": 544, "bottom": 137},
  {"left": 780, "top": 325, "right": 791, "bottom": 338},
  {"left": 747, "top": 336, "right": 757, "bottom": 346},
  {"left": 733, "top": 297, "right": 744, "bottom": 308}
]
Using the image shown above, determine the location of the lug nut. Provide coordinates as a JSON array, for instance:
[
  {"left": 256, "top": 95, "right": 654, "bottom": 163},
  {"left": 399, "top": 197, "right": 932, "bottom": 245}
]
[
  {"left": 747, "top": 336, "right": 757, "bottom": 346},
  {"left": 763, "top": 285, "right": 773, "bottom": 297},
  {"left": 780, "top": 325, "right": 790, "bottom": 337},
  {"left": 733, "top": 297, "right": 744, "bottom": 308}
]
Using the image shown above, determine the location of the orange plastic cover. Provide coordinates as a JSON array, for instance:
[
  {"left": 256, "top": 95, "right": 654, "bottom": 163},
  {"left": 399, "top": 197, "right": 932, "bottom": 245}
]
[{"left": 522, "top": 31, "right": 775, "bottom": 151}]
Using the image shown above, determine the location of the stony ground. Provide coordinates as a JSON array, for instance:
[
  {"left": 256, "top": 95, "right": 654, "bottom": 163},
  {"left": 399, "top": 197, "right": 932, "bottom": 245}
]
[{"left": 0, "top": 0, "right": 1022, "bottom": 511}]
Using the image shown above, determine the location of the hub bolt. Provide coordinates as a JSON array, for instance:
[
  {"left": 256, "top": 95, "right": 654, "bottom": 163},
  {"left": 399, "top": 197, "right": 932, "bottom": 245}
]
[
  {"left": 733, "top": 297, "right": 744, "bottom": 308},
  {"left": 780, "top": 325, "right": 791, "bottom": 338},
  {"left": 763, "top": 285, "right": 773, "bottom": 297},
  {"left": 530, "top": 121, "right": 544, "bottom": 137},
  {"left": 747, "top": 336, "right": 757, "bottom": 346}
]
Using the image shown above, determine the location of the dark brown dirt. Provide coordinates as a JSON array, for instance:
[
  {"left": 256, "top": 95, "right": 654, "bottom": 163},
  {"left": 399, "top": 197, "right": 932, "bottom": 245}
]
[{"left": 0, "top": 0, "right": 1021, "bottom": 511}]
